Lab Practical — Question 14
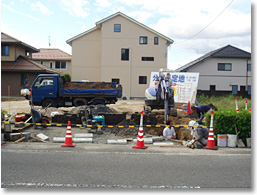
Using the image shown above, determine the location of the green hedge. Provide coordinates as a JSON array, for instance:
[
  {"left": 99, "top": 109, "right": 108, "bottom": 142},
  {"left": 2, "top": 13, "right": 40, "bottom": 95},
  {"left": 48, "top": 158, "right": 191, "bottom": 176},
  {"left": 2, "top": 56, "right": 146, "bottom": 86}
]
[{"left": 205, "top": 110, "right": 251, "bottom": 139}]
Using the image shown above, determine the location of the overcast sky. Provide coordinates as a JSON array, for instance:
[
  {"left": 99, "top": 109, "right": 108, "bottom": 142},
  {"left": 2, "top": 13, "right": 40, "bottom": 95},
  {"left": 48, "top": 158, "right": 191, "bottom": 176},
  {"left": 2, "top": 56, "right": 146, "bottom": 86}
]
[{"left": 1, "top": 0, "right": 252, "bottom": 70}]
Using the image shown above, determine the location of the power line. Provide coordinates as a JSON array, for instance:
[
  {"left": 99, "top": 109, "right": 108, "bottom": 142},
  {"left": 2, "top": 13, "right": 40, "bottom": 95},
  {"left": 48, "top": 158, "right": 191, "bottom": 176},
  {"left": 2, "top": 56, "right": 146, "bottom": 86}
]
[{"left": 174, "top": 0, "right": 234, "bottom": 45}]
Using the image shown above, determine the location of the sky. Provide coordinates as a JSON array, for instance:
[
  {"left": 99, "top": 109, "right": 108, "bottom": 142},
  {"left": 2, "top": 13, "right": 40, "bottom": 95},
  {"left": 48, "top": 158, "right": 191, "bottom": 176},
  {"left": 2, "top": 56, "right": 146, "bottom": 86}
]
[{"left": 1, "top": 0, "right": 252, "bottom": 70}]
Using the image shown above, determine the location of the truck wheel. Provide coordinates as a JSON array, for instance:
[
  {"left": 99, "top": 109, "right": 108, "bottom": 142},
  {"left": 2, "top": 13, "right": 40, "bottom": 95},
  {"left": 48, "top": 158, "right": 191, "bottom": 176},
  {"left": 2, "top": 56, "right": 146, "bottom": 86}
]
[
  {"left": 42, "top": 99, "right": 56, "bottom": 108},
  {"left": 74, "top": 98, "right": 88, "bottom": 107}
]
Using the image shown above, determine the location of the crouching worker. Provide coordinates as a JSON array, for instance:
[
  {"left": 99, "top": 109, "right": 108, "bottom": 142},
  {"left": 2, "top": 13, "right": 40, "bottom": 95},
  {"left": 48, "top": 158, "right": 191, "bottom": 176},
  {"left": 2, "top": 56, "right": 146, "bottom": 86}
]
[
  {"left": 163, "top": 120, "right": 176, "bottom": 140},
  {"left": 188, "top": 120, "right": 209, "bottom": 149}
]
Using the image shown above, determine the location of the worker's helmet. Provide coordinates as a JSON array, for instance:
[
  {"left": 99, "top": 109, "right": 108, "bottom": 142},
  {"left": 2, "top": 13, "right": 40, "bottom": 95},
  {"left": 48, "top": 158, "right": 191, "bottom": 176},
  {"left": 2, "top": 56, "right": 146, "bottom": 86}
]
[{"left": 188, "top": 120, "right": 198, "bottom": 129}]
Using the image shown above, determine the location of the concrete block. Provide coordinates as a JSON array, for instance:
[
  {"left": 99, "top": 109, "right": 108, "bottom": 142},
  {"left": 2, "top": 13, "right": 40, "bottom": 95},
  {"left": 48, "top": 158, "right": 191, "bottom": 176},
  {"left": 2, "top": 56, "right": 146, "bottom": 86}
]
[
  {"left": 53, "top": 137, "right": 65, "bottom": 143},
  {"left": 36, "top": 133, "right": 49, "bottom": 142},
  {"left": 153, "top": 142, "right": 174, "bottom": 146},
  {"left": 133, "top": 137, "right": 153, "bottom": 144},
  {"left": 74, "top": 133, "right": 93, "bottom": 138},
  {"left": 152, "top": 136, "right": 164, "bottom": 141},
  {"left": 53, "top": 137, "right": 93, "bottom": 143},
  {"left": 73, "top": 138, "right": 93, "bottom": 143},
  {"left": 4, "top": 123, "right": 12, "bottom": 132},
  {"left": 107, "top": 139, "right": 127, "bottom": 145},
  {"left": 237, "top": 139, "right": 245, "bottom": 148},
  {"left": 9, "top": 132, "right": 31, "bottom": 141}
]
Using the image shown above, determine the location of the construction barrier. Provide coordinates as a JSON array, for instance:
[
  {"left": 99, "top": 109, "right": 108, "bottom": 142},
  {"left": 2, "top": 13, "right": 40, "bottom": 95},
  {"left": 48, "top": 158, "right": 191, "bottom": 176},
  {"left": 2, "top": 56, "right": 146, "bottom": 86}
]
[
  {"left": 1, "top": 121, "right": 208, "bottom": 129},
  {"left": 235, "top": 97, "right": 239, "bottom": 113}
]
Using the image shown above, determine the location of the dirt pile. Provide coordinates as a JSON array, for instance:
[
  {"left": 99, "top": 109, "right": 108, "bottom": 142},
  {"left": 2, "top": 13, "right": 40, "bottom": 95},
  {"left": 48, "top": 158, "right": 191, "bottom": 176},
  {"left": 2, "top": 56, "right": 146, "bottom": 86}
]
[
  {"left": 64, "top": 82, "right": 115, "bottom": 89},
  {"left": 110, "top": 119, "right": 140, "bottom": 138},
  {"left": 68, "top": 105, "right": 116, "bottom": 115}
]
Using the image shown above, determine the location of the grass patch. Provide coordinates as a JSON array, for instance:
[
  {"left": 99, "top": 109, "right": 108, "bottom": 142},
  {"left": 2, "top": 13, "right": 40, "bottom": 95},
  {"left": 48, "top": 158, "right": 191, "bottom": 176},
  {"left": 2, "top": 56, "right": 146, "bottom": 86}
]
[{"left": 196, "top": 94, "right": 251, "bottom": 111}]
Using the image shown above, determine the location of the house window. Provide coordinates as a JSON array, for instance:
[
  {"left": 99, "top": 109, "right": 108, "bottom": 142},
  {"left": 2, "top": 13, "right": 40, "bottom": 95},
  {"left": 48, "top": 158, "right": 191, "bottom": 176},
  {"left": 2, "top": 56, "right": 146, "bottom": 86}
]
[
  {"left": 114, "top": 24, "right": 121, "bottom": 32},
  {"left": 112, "top": 78, "right": 120, "bottom": 84},
  {"left": 25, "top": 51, "right": 30, "bottom": 57},
  {"left": 21, "top": 73, "right": 28, "bottom": 86},
  {"left": 154, "top": 37, "right": 159, "bottom": 45},
  {"left": 50, "top": 62, "right": 53, "bottom": 68},
  {"left": 121, "top": 49, "right": 129, "bottom": 61},
  {"left": 247, "top": 64, "right": 251, "bottom": 71},
  {"left": 40, "top": 61, "right": 44, "bottom": 64},
  {"left": 55, "top": 61, "right": 66, "bottom": 69},
  {"left": 218, "top": 63, "right": 232, "bottom": 71},
  {"left": 139, "top": 76, "right": 147, "bottom": 84},
  {"left": 142, "top": 57, "right": 154, "bottom": 61},
  {"left": 139, "top": 36, "right": 147, "bottom": 44},
  {"left": 1, "top": 45, "right": 9, "bottom": 56},
  {"left": 232, "top": 85, "right": 238, "bottom": 94}
]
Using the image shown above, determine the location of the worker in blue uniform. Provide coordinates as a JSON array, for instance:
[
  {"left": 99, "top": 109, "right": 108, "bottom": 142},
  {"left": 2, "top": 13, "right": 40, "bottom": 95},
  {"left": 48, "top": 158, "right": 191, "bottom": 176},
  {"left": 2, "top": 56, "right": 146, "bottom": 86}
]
[{"left": 191, "top": 105, "right": 212, "bottom": 121}]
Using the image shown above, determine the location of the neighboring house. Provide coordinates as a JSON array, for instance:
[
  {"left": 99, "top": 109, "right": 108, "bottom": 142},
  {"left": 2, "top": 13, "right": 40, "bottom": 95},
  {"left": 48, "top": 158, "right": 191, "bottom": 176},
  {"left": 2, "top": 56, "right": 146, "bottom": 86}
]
[
  {"left": 176, "top": 45, "right": 251, "bottom": 97},
  {"left": 66, "top": 12, "right": 173, "bottom": 98},
  {"left": 32, "top": 48, "right": 72, "bottom": 75},
  {"left": 1, "top": 32, "right": 60, "bottom": 96}
]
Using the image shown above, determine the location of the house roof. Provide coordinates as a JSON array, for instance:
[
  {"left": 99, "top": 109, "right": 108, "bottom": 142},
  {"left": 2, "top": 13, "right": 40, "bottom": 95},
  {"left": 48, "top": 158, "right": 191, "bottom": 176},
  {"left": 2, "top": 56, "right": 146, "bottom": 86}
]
[
  {"left": 32, "top": 48, "right": 71, "bottom": 60},
  {"left": 1, "top": 32, "right": 39, "bottom": 52},
  {"left": 175, "top": 45, "right": 251, "bottom": 72},
  {"left": 66, "top": 12, "right": 174, "bottom": 45},
  {"left": 1, "top": 55, "right": 60, "bottom": 74}
]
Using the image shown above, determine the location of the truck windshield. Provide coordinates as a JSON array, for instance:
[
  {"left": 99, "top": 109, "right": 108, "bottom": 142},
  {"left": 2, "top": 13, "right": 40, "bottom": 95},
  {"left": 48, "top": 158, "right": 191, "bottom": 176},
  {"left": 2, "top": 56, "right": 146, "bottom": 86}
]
[{"left": 34, "top": 77, "right": 54, "bottom": 88}]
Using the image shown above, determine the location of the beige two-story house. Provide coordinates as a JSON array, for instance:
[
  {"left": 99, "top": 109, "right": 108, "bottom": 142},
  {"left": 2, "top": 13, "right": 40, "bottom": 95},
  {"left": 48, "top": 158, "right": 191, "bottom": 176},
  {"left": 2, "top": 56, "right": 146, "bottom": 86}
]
[
  {"left": 32, "top": 48, "right": 72, "bottom": 75},
  {"left": 66, "top": 12, "right": 174, "bottom": 99}
]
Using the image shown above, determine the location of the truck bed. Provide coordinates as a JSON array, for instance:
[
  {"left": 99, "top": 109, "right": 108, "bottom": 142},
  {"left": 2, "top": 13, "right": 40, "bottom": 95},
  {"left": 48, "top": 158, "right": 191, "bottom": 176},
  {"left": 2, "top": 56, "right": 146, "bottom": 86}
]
[
  {"left": 64, "top": 88, "right": 121, "bottom": 97},
  {"left": 63, "top": 82, "right": 122, "bottom": 97}
]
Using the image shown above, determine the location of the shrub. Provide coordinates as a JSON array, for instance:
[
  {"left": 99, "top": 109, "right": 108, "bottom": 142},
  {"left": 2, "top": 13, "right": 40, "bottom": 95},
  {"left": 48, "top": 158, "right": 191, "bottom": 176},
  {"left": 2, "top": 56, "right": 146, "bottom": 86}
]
[
  {"left": 64, "top": 73, "right": 71, "bottom": 82},
  {"left": 205, "top": 110, "right": 251, "bottom": 139}
]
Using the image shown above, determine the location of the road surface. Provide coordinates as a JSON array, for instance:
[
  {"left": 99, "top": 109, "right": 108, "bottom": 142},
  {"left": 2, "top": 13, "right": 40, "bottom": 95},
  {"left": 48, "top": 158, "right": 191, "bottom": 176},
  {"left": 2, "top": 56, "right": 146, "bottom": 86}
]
[{"left": 1, "top": 143, "right": 251, "bottom": 189}]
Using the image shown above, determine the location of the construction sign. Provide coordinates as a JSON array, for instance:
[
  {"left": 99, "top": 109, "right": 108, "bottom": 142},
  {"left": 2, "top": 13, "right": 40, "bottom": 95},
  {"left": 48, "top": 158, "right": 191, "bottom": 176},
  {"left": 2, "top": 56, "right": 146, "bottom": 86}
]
[{"left": 150, "top": 72, "right": 199, "bottom": 104}]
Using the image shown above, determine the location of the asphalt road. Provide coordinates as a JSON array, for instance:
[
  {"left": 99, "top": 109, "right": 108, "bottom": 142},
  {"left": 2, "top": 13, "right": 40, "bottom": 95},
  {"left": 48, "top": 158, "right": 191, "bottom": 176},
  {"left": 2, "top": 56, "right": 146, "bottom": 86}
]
[{"left": 1, "top": 143, "right": 251, "bottom": 189}]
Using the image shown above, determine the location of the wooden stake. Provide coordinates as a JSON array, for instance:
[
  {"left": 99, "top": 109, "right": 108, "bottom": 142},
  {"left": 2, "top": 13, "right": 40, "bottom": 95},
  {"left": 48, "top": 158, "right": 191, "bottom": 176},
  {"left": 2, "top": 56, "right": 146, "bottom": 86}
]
[{"left": 14, "top": 137, "right": 25, "bottom": 143}]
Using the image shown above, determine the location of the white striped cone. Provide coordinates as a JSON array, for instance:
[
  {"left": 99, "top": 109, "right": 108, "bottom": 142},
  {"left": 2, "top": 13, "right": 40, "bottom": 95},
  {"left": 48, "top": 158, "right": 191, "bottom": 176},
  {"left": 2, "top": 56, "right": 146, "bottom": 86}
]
[
  {"left": 206, "top": 111, "right": 218, "bottom": 150},
  {"left": 62, "top": 121, "right": 76, "bottom": 147},
  {"left": 235, "top": 97, "right": 239, "bottom": 113},
  {"left": 133, "top": 111, "right": 148, "bottom": 149}
]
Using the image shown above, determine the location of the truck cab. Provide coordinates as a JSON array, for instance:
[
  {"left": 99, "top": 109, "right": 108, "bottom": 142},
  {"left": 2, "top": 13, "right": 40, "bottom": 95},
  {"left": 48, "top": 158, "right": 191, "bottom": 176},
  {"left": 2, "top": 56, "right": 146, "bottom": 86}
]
[{"left": 31, "top": 74, "right": 61, "bottom": 107}]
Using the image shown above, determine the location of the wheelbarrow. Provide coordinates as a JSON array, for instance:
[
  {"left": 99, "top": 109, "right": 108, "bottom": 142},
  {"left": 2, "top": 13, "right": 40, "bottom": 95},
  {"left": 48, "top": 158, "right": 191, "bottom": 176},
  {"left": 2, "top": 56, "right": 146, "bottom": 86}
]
[{"left": 31, "top": 108, "right": 49, "bottom": 129}]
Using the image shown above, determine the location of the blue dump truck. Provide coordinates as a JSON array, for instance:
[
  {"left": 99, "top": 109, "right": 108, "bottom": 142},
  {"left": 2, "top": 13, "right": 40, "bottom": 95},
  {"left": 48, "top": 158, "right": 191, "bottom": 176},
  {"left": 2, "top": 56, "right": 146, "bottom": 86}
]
[{"left": 23, "top": 74, "right": 122, "bottom": 108}]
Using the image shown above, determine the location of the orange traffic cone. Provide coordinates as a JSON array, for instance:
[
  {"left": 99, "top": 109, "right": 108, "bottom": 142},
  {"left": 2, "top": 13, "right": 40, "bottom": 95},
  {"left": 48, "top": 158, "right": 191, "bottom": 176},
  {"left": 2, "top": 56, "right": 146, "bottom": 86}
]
[
  {"left": 133, "top": 111, "right": 148, "bottom": 149},
  {"left": 62, "top": 121, "right": 76, "bottom": 148},
  {"left": 205, "top": 111, "right": 218, "bottom": 150},
  {"left": 187, "top": 101, "right": 191, "bottom": 114}
]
